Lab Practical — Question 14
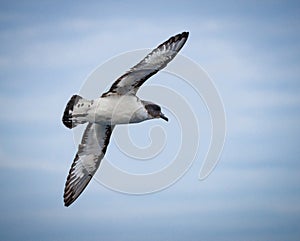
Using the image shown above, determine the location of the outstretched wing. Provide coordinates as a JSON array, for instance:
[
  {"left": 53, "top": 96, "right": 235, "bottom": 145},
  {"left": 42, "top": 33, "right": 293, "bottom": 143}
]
[
  {"left": 64, "top": 123, "right": 114, "bottom": 207},
  {"left": 102, "top": 31, "right": 189, "bottom": 97}
]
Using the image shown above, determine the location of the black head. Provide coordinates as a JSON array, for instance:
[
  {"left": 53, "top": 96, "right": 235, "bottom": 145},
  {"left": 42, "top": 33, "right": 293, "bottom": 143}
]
[{"left": 143, "top": 102, "right": 168, "bottom": 121}]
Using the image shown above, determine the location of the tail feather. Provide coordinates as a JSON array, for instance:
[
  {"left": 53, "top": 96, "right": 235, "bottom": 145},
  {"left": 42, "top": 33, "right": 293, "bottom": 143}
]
[{"left": 62, "top": 95, "right": 90, "bottom": 129}]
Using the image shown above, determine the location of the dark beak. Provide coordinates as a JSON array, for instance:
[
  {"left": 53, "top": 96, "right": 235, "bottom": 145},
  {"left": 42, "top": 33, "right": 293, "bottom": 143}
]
[{"left": 159, "top": 113, "right": 168, "bottom": 122}]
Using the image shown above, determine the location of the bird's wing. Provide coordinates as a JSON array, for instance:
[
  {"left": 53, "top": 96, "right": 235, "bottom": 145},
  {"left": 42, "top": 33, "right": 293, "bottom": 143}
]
[
  {"left": 64, "top": 123, "right": 114, "bottom": 207},
  {"left": 102, "top": 32, "right": 189, "bottom": 97}
]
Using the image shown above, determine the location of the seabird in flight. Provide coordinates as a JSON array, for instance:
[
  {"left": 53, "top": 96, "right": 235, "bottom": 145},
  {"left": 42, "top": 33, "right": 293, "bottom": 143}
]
[{"left": 62, "top": 31, "right": 189, "bottom": 206}]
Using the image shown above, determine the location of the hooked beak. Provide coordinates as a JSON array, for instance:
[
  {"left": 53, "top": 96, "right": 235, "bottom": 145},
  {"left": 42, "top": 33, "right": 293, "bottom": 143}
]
[{"left": 159, "top": 113, "right": 168, "bottom": 122}]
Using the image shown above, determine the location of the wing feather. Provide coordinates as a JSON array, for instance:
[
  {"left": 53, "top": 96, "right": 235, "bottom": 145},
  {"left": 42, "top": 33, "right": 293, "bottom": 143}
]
[
  {"left": 63, "top": 123, "right": 114, "bottom": 207},
  {"left": 102, "top": 32, "right": 189, "bottom": 96}
]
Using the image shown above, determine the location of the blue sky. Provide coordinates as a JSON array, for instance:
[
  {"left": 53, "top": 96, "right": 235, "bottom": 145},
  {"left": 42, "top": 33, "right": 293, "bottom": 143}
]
[{"left": 0, "top": 0, "right": 300, "bottom": 240}]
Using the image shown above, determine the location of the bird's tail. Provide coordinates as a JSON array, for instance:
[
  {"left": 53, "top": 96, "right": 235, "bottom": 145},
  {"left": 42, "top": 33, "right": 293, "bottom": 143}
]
[{"left": 62, "top": 95, "right": 91, "bottom": 129}]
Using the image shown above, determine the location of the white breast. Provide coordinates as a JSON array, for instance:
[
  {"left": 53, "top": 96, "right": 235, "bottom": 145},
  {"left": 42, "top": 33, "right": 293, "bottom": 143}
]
[{"left": 89, "top": 95, "right": 149, "bottom": 125}]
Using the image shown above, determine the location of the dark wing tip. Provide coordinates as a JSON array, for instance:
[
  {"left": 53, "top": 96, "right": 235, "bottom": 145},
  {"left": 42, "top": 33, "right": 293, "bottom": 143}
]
[
  {"left": 64, "top": 198, "right": 72, "bottom": 207},
  {"left": 156, "top": 31, "right": 189, "bottom": 53},
  {"left": 64, "top": 173, "right": 92, "bottom": 207},
  {"left": 63, "top": 154, "right": 93, "bottom": 207},
  {"left": 63, "top": 154, "right": 78, "bottom": 207},
  {"left": 171, "top": 31, "right": 189, "bottom": 41},
  {"left": 181, "top": 31, "right": 189, "bottom": 37}
]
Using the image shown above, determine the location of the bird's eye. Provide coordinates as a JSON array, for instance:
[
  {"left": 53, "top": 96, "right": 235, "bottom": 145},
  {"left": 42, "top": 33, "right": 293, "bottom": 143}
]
[{"left": 147, "top": 104, "right": 160, "bottom": 112}]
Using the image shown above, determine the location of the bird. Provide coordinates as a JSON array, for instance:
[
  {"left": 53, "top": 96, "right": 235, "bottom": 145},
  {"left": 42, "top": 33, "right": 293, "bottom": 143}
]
[{"left": 62, "top": 31, "right": 189, "bottom": 206}]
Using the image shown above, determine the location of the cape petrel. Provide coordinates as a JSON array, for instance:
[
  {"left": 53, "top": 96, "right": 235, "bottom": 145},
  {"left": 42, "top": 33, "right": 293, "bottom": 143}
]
[{"left": 62, "top": 31, "right": 189, "bottom": 206}]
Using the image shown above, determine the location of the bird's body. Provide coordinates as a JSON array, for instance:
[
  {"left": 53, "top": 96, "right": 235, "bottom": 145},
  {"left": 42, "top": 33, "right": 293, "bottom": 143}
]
[
  {"left": 65, "top": 94, "right": 150, "bottom": 126},
  {"left": 95, "top": 95, "right": 150, "bottom": 124},
  {"left": 62, "top": 31, "right": 189, "bottom": 206}
]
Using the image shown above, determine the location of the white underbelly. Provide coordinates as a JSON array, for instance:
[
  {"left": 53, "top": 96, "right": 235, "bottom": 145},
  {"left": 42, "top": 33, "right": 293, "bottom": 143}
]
[{"left": 90, "top": 96, "right": 148, "bottom": 125}]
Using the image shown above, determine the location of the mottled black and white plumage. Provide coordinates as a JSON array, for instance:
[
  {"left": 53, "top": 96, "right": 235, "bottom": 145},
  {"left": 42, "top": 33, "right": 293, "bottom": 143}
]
[
  {"left": 62, "top": 32, "right": 189, "bottom": 206},
  {"left": 102, "top": 31, "right": 189, "bottom": 97},
  {"left": 64, "top": 123, "right": 114, "bottom": 206}
]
